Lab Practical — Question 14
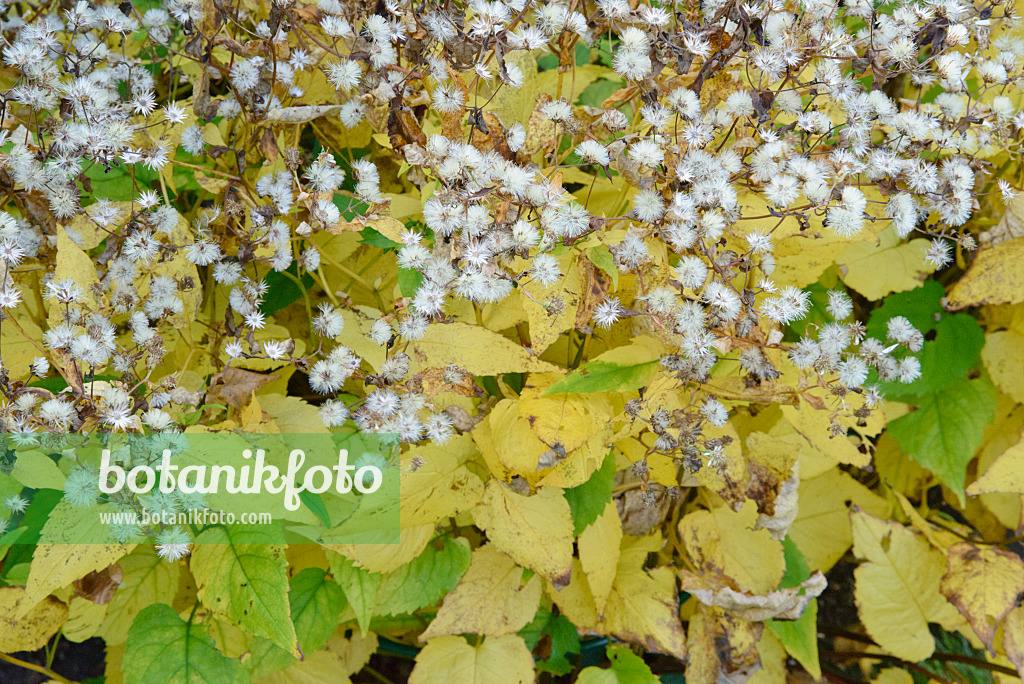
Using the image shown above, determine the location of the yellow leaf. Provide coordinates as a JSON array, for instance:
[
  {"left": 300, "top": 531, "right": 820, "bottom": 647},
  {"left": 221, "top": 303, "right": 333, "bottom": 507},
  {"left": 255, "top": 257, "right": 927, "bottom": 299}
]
[
  {"left": 685, "top": 604, "right": 720, "bottom": 683},
  {"left": 327, "top": 215, "right": 405, "bottom": 243},
  {"left": 473, "top": 481, "right": 574, "bottom": 587},
  {"left": 545, "top": 559, "right": 599, "bottom": 629},
  {"left": 338, "top": 307, "right": 388, "bottom": 372},
  {"left": 940, "top": 542, "right": 1024, "bottom": 650},
  {"left": 326, "top": 524, "right": 433, "bottom": 575},
  {"left": 382, "top": 192, "right": 423, "bottom": 220},
  {"left": 947, "top": 237, "right": 1024, "bottom": 310},
  {"left": 678, "top": 500, "right": 784, "bottom": 594},
  {"left": 258, "top": 394, "right": 328, "bottom": 434},
  {"left": 781, "top": 403, "right": 870, "bottom": 467},
  {"left": 741, "top": 191, "right": 835, "bottom": 287},
  {"left": 521, "top": 252, "right": 582, "bottom": 354},
  {"left": 851, "top": 509, "right": 962, "bottom": 661},
  {"left": 967, "top": 432, "right": 1024, "bottom": 495},
  {"left": 17, "top": 501, "right": 133, "bottom": 618},
  {"left": 240, "top": 392, "right": 265, "bottom": 431},
  {"left": 579, "top": 501, "right": 622, "bottom": 615},
  {"left": 50, "top": 227, "right": 100, "bottom": 325},
  {"left": 400, "top": 434, "right": 484, "bottom": 526},
  {"left": 748, "top": 629, "right": 788, "bottom": 684},
  {"left": 419, "top": 545, "right": 541, "bottom": 640},
  {"left": 255, "top": 631, "right": 377, "bottom": 684},
  {"left": 600, "top": 535, "right": 688, "bottom": 660},
  {"left": 11, "top": 450, "right": 66, "bottom": 490},
  {"left": 408, "top": 321, "right": 560, "bottom": 375},
  {"left": 971, "top": 396, "right": 1024, "bottom": 529},
  {"left": 104, "top": 643, "right": 125, "bottom": 684},
  {"left": 1003, "top": 606, "right": 1024, "bottom": 679},
  {"left": 872, "top": 669, "right": 914, "bottom": 684},
  {"left": 789, "top": 468, "right": 887, "bottom": 571},
  {"left": 837, "top": 225, "right": 936, "bottom": 300},
  {"left": 982, "top": 329, "right": 1024, "bottom": 404},
  {"left": 63, "top": 596, "right": 108, "bottom": 643},
  {"left": 486, "top": 51, "right": 540, "bottom": 130},
  {"left": 410, "top": 634, "right": 535, "bottom": 684},
  {"left": 100, "top": 546, "right": 182, "bottom": 646},
  {"left": 0, "top": 587, "right": 67, "bottom": 652}
]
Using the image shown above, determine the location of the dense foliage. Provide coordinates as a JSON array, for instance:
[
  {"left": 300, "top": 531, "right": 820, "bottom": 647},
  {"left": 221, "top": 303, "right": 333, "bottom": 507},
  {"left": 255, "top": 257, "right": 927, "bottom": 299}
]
[{"left": 2, "top": 0, "right": 1024, "bottom": 679}]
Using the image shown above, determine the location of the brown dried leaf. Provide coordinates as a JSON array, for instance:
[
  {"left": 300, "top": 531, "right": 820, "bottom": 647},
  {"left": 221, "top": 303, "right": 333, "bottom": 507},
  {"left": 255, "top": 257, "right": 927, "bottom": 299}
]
[
  {"left": 681, "top": 569, "right": 827, "bottom": 622},
  {"left": 262, "top": 105, "right": 343, "bottom": 124},
  {"left": 206, "top": 367, "right": 280, "bottom": 408},
  {"left": 940, "top": 542, "right": 1024, "bottom": 651},
  {"left": 73, "top": 563, "right": 124, "bottom": 605}
]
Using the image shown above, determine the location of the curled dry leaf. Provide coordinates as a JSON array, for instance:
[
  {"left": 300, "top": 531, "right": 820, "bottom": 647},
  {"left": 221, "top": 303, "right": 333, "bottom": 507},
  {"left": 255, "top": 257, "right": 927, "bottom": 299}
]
[
  {"left": 206, "top": 367, "right": 280, "bottom": 408},
  {"left": 681, "top": 570, "right": 827, "bottom": 622},
  {"left": 261, "top": 105, "right": 344, "bottom": 124},
  {"left": 73, "top": 562, "right": 124, "bottom": 605}
]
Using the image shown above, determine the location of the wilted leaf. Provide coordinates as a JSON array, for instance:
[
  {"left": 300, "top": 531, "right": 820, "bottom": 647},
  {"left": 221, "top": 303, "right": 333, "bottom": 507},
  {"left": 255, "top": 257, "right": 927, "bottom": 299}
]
[
  {"left": 262, "top": 105, "right": 343, "bottom": 123},
  {"left": 682, "top": 570, "right": 826, "bottom": 621},
  {"left": 940, "top": 542, "right": 1024, "bottom": 651},
  {"left": 0, "top": 587, "right": 68, "bottom": 652}
]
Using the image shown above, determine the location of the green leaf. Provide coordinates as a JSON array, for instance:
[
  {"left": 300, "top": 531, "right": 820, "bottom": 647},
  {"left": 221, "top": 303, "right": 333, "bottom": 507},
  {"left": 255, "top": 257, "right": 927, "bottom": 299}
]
[
  {"left": 299, "top": 490, "right": 332, "bottom": 528},
  {"left": 123, "top": 603, "right": 247, "bottom": 684},
  {"left": 564, "top": 451, "right": 616, "bottom": 536},
  {"left": 767, "top": 539, "right": 821, "bottom": 679},
  {"left": 519, "top": 607, "right": 581, "bottom": 675},
  {"left": 578, "top": 78, "right": 626, "bottom": 111},
  {"left": 537, "top": 614, "right": 582, "bottom": 675},
  {"left": 262, "top": 265, "right": 316, "bottom": 316},
  {"left": 866, "top": 281, "right": 984, "bottom": 398},
  {"left": 538, "top": 42, "right": 590, "bottom": 71},
  {"left": 888, "top": 376, "right": 997, "bottom": 504},
  {"left": 866, "top": 280, "right": 946, "bottom": 335},
  {"left": 191, "top": 525, "right": 300, "bottom": 657},
  {"left": 330, "top": 555, "right": 381, "bottom": 635},
  {"left": 587, "top": 245, "right": 619, "bottom": 290},
  {"left": 375, "top": 537, "right": 471, "bottom": 616},
  {"left": 358, "top": 226, "right": 401, "bottom": 251},
  {"left": 577, "top": 644, "right": 658, "bottom": 683},
  {"left": 786, "top": 282, "right": 831, "bottom": 340},
  {"left": 0, "top": 489, "right": 62, "bottom": 574},
  {"left": 545, "top": 359, "right": 658, "bottom": 396},
  {"left": 82, "top": 161, "right": 158, "bottom": 202},
  {"left": 398, "top": 268, "right": 424, "bottom": 297},
  {"left": 545, "top": 338, "right": 664, "bottom": 396},
  {"left": 288, "top": 567, "right": 346, "bottom": 654}
]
